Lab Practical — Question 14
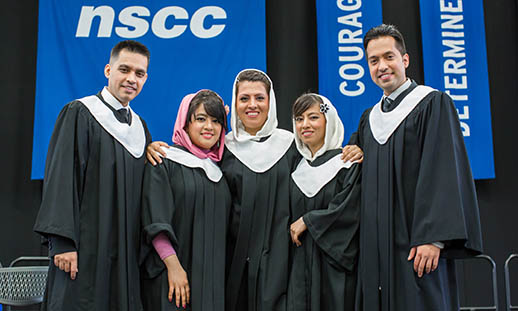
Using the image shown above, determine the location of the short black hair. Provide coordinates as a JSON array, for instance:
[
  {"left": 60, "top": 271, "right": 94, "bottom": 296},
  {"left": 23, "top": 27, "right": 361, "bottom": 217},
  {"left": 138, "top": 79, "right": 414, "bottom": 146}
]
[
  {"left": 110, "top": 40, "right": 150, "bottom": 66},
  {"left": 186, "top": 90, "right": 227, "bottom": 129},
  {"left": 364, "top": 24, "right": 406, "bottom": 56},
  {"left": 235, "top": 70, "right": 271, "bottom": 96},
  {"left": 292, "top": 93, "right": 323, "bottom": 118}
]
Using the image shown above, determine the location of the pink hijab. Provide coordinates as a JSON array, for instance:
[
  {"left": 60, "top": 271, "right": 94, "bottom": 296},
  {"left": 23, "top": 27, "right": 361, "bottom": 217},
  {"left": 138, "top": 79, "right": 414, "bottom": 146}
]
[{"left": 172, "top": 90, "right": 226, "bottom": 162}]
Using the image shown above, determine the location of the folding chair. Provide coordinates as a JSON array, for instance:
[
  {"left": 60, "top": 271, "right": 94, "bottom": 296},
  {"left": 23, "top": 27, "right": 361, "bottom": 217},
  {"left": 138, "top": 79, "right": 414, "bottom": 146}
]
[
  {"left": 505, "top": 254, "right": 518, "bottom": 311},
  {"left": 0, "top": 256, "right": 49, "bottom": 311},
  {"left": 459, "top": 254, "right": 499, "bottom": 311}
]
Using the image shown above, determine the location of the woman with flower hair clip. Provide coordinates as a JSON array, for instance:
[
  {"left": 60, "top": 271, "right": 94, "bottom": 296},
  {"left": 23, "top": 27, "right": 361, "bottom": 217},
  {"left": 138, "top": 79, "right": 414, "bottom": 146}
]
[{"left": 288, "top": 93, "right": 362, "bottom": 311}]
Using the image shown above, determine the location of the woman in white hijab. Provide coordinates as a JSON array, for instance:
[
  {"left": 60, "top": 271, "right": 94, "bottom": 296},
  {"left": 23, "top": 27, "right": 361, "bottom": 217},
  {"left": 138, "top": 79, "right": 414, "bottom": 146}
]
[
  {"left": 222, "top": 69, "right": 298, "bottom": 311},
  {"left": 288, "top": 93, "right": 361, "bottom": 311}
]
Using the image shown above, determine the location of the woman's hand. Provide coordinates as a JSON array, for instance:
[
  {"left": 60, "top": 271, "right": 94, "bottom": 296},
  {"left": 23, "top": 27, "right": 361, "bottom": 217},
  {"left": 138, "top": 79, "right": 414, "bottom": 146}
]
[
  {"left": 163, "top": 255, "right": 190, "bottom": 308},
  {"left": 290, "top": 217, "right": 308, "bottom": 247},
  {"left": 341, "top": 145, "right": 364, "bottom": 163},
  {"left": 146, "top": 141, "right": 169, "bottom": 165}
]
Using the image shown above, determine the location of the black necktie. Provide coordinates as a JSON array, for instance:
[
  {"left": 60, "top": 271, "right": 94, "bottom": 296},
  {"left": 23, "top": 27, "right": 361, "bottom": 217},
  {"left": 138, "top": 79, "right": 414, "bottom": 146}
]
[
  {"left": 382, "top": 97, "right": 393, "bottom": 112},
  {"left": 116, "top": 108, "right": 130, "bottom": 124}
]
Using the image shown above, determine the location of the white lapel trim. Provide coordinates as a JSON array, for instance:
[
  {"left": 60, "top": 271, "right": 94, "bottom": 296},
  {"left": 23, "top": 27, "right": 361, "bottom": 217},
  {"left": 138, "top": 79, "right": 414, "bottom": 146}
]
[
  {"left": 225, "top": 128, "right": 294, "bottom": 173},
  {"left": 163, "top": 147, "right": 222, "bottom": 182},
  {"left": 369, "top": 85, "right": 435, "bottom": 145},
  {"left": 291, "top": 154, "right": 354, "bottom": 198},
  {"left": 79, "top": 95, "right": 146, "bottom": 158}
]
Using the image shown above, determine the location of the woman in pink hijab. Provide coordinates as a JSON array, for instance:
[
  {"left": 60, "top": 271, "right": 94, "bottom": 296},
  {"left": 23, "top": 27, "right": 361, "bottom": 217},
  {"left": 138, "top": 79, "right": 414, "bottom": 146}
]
[{"left": 140, "top": 90, "right": 231, "bottom": 311}]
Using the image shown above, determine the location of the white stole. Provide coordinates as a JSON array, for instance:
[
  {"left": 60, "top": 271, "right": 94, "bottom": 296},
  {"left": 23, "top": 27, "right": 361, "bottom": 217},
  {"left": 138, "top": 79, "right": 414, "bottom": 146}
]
[
  {"left": 369, "top": 85, "right": 435, "bottom": 145},
  {"left": 225, "top": 128, "right": 294, "bottom": 173},
  {"left": 291, "top": 154, "right": 354, "bottom": 198},
  {"left": 162, "top": 146, "right": 222, "bottom": 182},
  {"left": 79, "top": 95, "right": 146, "bottom": 158}
]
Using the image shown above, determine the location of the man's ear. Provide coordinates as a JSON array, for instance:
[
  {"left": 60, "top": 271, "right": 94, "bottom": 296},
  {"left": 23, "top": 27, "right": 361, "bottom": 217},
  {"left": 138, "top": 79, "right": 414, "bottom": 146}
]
[
  {"left": 403, "top": 53, "right": 410, "bottom": 69},
  {"left": 104, "top": 64, "right": 111, "bottom": 79}
]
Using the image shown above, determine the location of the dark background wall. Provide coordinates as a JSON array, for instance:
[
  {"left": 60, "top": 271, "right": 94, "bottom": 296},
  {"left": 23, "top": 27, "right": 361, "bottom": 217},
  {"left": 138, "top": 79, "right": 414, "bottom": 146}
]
[{"left": 1, "top": 0, "right": 516, "bottom": 309}]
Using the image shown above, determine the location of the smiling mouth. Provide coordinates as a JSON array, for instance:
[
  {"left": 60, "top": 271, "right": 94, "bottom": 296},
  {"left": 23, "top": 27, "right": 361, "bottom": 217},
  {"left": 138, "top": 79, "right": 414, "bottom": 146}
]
[
  {"left": 201, "top": 133, "right": 214, "bottom": 139},
  {"left": 246, "top": 111, "right": 259, "bottom": 117},
  {"left": 122, "top": 85, "right": 136, "bottom": 92},
  {"left": 301, "top": 131, "right": 313, "bottom": 137},
  {"left": 379, "top": 73, "right": 392, "bottom": 80}
]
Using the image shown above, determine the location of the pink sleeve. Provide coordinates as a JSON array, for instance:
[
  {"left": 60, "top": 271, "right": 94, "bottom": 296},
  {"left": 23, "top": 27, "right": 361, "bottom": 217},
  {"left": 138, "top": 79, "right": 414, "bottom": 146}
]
[{"left": 152, "top": 232, "right": 176, "bottom": 260}]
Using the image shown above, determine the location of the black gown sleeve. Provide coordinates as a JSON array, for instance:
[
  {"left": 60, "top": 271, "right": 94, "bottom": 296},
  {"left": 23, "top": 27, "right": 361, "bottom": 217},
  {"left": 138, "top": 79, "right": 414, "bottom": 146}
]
[
  {"left": 33, "top": 101, "right": 88, "bottom": 250},
  {"left": 410, "top": 92, "right": 483, "bottom": 258},
  {"left": 141, "top": 161, "right": 179, "bottom": 248},
  {"left": 48, "top": 235, "right": 76, "bottom": 256},
  {"left": 140, "top": 160, "right": 181, "bottom": 278},
  {"left": 303, "top": 164, "right": 362, "bottom": 272}
]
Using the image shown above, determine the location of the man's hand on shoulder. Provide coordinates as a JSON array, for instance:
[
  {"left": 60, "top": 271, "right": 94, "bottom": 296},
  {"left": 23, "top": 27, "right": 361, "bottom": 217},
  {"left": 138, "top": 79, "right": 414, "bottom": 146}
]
[{"left": 408, "top": 244, "right": 441, "bottom": 277}]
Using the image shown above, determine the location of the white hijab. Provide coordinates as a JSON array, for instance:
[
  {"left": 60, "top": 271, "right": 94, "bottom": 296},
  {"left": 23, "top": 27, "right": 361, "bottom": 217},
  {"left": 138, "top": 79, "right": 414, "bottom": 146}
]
[
  {"left": 292, "top": 94, "right": 344, "bottom": 161},
  {"left": 228, "top": 68, "right": 279, "bottom": 142},
  {"left": 225, "top": 68, "right": 293, "bottom": 173},
  {"left": 291, "top": 94, "right": 353, "bottom": 197}
]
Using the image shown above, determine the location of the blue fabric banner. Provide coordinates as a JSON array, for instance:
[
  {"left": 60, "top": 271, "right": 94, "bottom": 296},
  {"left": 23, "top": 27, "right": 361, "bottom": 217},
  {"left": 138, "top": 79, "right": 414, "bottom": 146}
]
[
  {"left": 32, "top": 0, "right": 266, "bottom": 179},
  {"left": 420, "top": 0, "right": 495, "bottom": 179},
  {"left": 316, "top": 0, "right": 382, "bottom": 145}
]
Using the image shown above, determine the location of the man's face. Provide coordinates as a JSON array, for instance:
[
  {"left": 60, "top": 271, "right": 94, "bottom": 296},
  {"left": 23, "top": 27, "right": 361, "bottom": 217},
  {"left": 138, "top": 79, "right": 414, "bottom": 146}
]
[
  {"left": 366, "top": 36, "right": 409, "bottom": 95},
  {"left": 104, "top": 49, "right": 148, "bottom": 106}
]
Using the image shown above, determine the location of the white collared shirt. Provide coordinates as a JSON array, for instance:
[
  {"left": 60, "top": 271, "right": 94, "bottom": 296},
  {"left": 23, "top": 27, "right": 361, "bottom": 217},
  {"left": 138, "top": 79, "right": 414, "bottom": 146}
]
[
  {"left": 382, "top": 78, "right": 412, "bottom": 102},
  {"left": 101, "top": 87, "right": 128, "bottom": 111}
]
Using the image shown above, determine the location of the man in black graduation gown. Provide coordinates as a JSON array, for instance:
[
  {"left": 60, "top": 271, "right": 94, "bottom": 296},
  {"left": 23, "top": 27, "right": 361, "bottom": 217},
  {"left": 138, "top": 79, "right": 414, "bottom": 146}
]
[
  {"left": 33, "top": 40, "right": 152, "bottom": 311},
  {"left": 348, "top": 24, "right": 483, "bottom": 311}
]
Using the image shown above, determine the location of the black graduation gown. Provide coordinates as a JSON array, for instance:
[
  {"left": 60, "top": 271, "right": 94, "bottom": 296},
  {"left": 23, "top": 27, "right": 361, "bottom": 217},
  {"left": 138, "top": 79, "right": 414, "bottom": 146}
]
[
  {"left": 33, "top": 98, "right": 151, "bottom": 311},
  {"left": 139, "top": 146, "right": 231, "bottom": 311},
  {"left": 287, "top": 149, "right": 361, "bottom": 311},
  {"left": 222, "top": 141, "right": 299, "bottom": 311},
  {"left": 349, "top": 83, "right": 483, "bottom": 311}
]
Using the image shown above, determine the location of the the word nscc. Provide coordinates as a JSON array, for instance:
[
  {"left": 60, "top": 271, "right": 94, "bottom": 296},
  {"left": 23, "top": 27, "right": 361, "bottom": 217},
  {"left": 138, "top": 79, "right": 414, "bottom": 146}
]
[{"left": 76, "top": 5, "right": 227, "bottom": 39}]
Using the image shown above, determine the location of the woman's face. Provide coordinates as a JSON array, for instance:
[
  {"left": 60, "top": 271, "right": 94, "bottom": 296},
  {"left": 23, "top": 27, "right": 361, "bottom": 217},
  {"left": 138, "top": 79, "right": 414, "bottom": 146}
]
[
  {"left": 294, "top": 104, "right": 326, "bottom": 155},
  {"left": 186, "top": 104, "right": 222, "bottom": 150},
  {"left": 235, "top": 81, "right": 269, "bottom": 135}
]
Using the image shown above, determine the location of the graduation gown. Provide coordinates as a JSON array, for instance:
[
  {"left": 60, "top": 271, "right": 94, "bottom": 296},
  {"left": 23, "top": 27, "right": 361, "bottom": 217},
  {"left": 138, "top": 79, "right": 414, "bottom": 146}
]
[
  {"left": 140, "top": 145, "right": 231, "bottom": 311},
  {"left": 33, "top": 96, "right": 151, "bottom": 311},
  {"left": 287, "top": 149, "right": 361, "bottom": 311},
  {"left": 222, "top": 140, "right": 299, "bottom": 311},
  {"left": 349, "top": 82, "right": 483, "bottom": 311}
]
